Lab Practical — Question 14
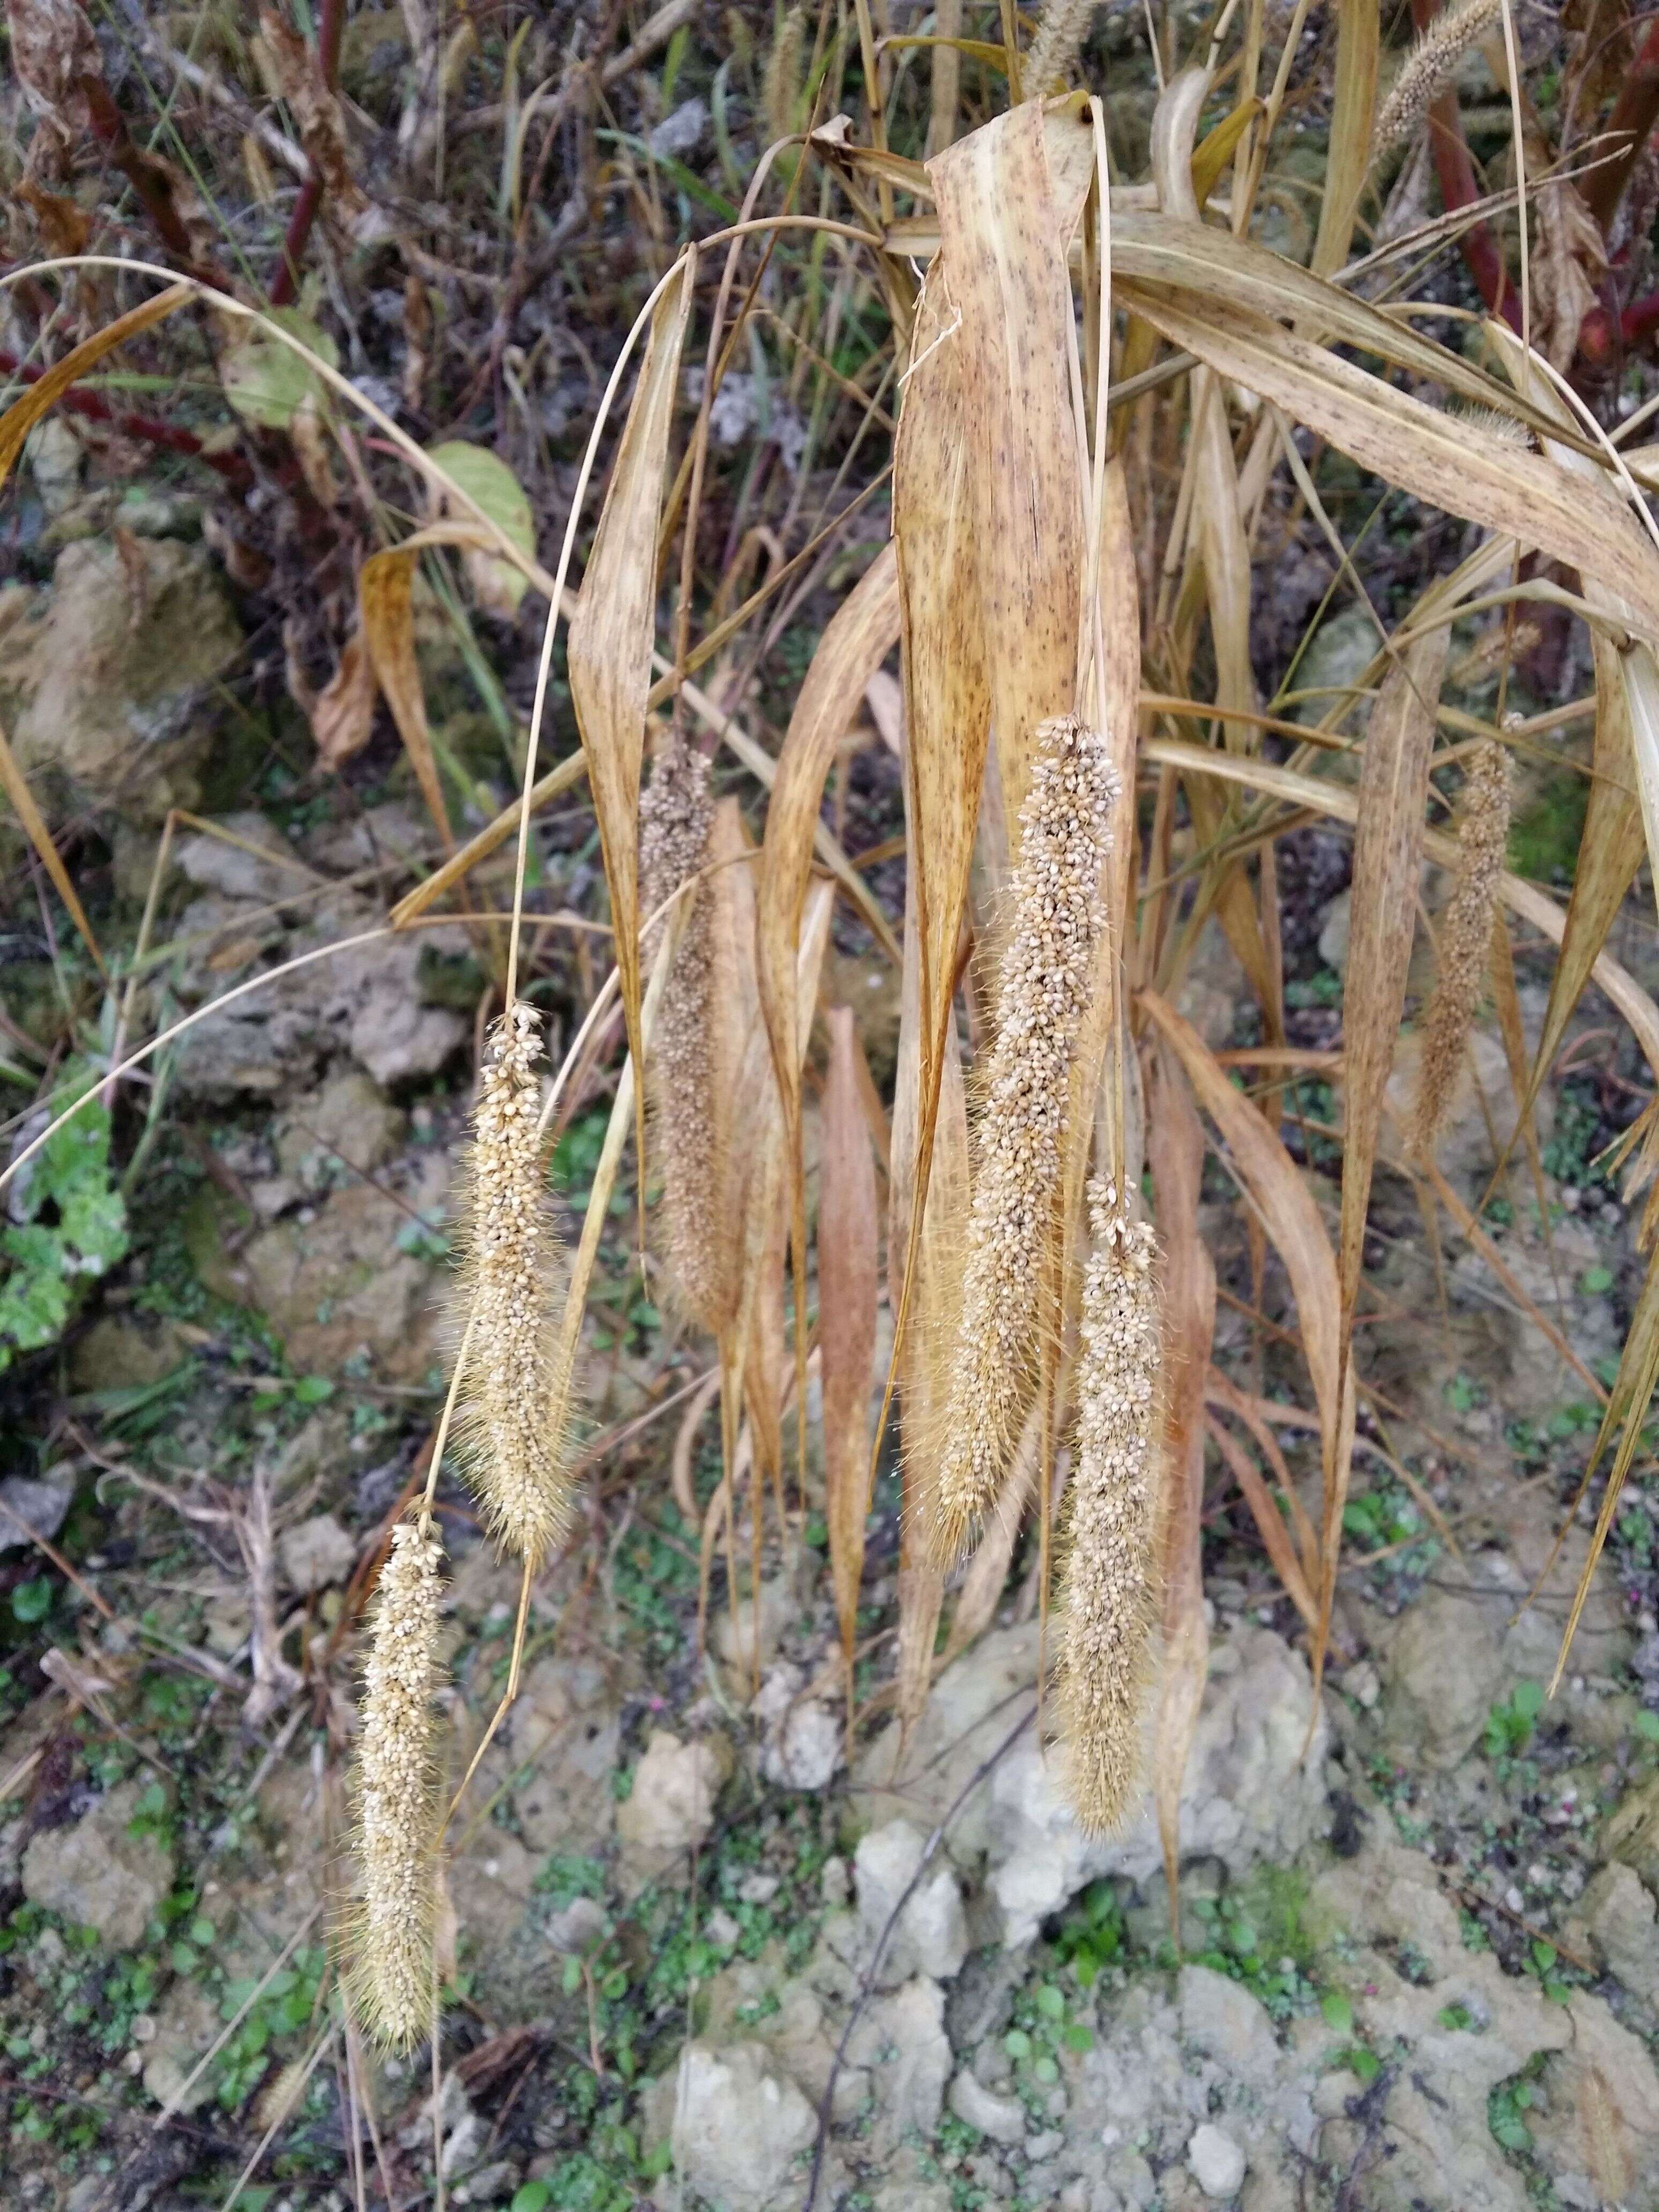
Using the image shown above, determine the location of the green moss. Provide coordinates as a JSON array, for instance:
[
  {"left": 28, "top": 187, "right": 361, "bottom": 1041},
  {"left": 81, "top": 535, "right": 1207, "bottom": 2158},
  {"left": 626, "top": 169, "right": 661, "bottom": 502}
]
[{"left": 1507, "top": 769, "right": 1587, "bottom": 886}]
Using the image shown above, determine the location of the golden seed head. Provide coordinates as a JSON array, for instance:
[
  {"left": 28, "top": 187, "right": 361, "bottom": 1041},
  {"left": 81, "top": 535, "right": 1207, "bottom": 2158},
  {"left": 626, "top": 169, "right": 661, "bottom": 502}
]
[
  {"left": 453, "top": 1003, "right": 577, "bottom": 1568},
  {"left": 639, "top": 734, "right": 739, "bottom": 1334},
  {"left": 346, "top": 1515, "right": 444, "bottom": 2053},
  {"left": 1409, "top": 738, "right": 1511, "bottom": 1163},
  {"left": 932, "top": 716, "right": 1120, "bottom": 1564},
  {"left": 1372, "top": 0, "right": 1503, "bottom": 161},
  {"left": 1025, "top": 0, "right": 1098, "bottom": 95},
  {"left": 1054, "top": 1180, "right": 1161, "bottom": 1836}
]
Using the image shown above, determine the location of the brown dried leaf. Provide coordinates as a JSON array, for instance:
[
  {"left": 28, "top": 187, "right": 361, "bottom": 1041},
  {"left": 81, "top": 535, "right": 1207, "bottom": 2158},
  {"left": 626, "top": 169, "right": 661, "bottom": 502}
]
[
  {"left": 1118, "top": 284, "right": 1659, "bottom": 640},
  {"left": 929, "top": 101, "right": 1085, "bottom": 838},
  {"left": 568, "top": 260, "right": 693, "bottom": 1140},
  {"left": 1146, "top": 1043, "right": 1214, "bottom": 1932},
  {"left": 300, "top": 627, "right": 377, "bottom": 771},
  {"left": 1339, "top": 629, "right": 1447, "bottom": 1362},
  {"left": 258, "top": 7, "right": 369, "bottom": 222},
  {"left": 1312, "top": 0, "right": 1379, "bottom": 278},
  {"left": 820, "top": 1008, "right": 880, "bottom": 1695},
  {"left": 359, "top": 544, "right": 453, "bottom": 851}
]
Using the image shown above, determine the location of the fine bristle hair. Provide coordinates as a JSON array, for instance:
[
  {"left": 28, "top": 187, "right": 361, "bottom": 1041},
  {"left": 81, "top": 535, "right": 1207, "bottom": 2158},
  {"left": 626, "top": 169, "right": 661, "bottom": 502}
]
[
  {"left": 1409, "top": 739, "right": 1512, "bottom": 1161},
  {"left": 1053, "top": 1182, "right": 1161, "bottom": 1836},
  {"left": 452, "top": 1002, "right": 577, "bottom": 1567},
  {"left": 638, "top": 728, "right": 734, "bottom": 1334},
  {"left": 931, "top": 715, "right": 1119, "bottom": 1564},
  {"left": 1372, "top": 0, "right": 1503, "bottom": 161},
  {"left": 346, "top": 1514, "right": 444, "bottom": 2053},
  {"left": 1025, "top": 0, "right": 1097, "bottom": 94}
]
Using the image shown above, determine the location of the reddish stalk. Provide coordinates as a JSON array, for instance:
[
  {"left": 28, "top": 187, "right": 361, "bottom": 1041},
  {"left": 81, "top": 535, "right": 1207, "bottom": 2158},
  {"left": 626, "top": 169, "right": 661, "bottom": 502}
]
[
  {"left": 0, "top": 345, "right": 254, "bottom": 488},
  {"left": 1409, "top": 0, "right": 1521, "bottom": 330},
  {"left": 268, "top": 0, "right": 347, "bottom": 308},
  {"left": 1584, "top": 15, "right": 1659, "bottom": 234}
]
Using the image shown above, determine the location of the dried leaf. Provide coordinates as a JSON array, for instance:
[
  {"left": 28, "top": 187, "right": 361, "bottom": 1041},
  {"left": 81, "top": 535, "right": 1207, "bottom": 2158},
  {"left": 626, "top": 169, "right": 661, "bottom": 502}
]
[
  {"left": 1312, "top": 0, "right": 1380, "bottom": 278},
  {"left": 567, "top": 260, "right": 694, "bottom": 1145},
  {"left": 298, "top": 628, "right": 377, "bottom": 771},
  {"left": 930, "top": 100, "right": 1085, "bottom": 837},
  {"left": 1339, "top": 629, "right": 1447, "bottom": 1361},
  {"left": 1146, "top": 1044, "right": 1214, "bottom": 1932},
  {"left": 820, "top": 1008, "right": 880, "bottom": 1700},
  {"left": 1119, "top": 284, "right": 1659, "bottom": 640},
  {"left": 258, "top": 7, "right": 369, "bottom": 223},
  {"left": 359, "top": 544, "right": 453, "bottom": 849}
]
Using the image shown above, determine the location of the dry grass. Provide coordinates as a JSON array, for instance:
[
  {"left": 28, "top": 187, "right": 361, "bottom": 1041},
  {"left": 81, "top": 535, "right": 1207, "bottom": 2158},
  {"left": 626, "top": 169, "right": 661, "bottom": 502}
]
[{"left": 8, "top": 0, "right": 1659, "bottom": 2111}]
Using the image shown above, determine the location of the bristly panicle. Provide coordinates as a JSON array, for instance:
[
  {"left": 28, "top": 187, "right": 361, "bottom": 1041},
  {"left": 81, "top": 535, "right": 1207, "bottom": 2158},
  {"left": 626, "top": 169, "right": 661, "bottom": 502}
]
[
  {"left": 346, "top": 1514, "right": 444, "bottom": 2053},
  {"left": 1054, "top": 1182, "right": 1161, "bottom": 1836},
  {"left": 1025, "top": 0, "right": 1097, "bottom": 94},
  {"left": 453, "top": 1001, "right": 577, "bottom": 1567},
  {"left": 931, "top": 716, "right": 1120, "bottom": 1564},
  {"left": 639, "top": 729, "right": 735, "bottom": 1334},
  {"left": 1409, "top": 738, "right": 1511, "bottom": 1162},
  {"left": 1372, "top": 0, "right": 1502, "bottom": 160}
]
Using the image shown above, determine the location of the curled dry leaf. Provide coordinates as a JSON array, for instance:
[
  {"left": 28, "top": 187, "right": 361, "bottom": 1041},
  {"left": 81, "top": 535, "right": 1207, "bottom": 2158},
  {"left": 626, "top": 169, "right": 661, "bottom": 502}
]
[
  {"left": 288, "top": 622, "right": 377, "bottom": 771},
  {"left": 1339, "top": 626, "right": 1447, "bottom": 1357},
  {"left": 819, "top": 1008, "right": 880, "bottom": 1712},
  {"left": 567, "top": 259, "right": 694, "bottom": 1147}
]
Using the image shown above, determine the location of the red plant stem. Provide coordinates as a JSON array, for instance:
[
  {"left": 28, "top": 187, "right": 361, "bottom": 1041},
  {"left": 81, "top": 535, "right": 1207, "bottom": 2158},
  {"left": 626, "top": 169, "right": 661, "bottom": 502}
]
[
  {"left": 1585, "top": 16, "right": 1659, "bottom": 235},
  {"left": 0, "top": 346, "right": 254, "bottom": 488},
  {"left": 1579, "top": 287, "right": 1659, "bottom": 368},
  {"left": 1410, "top": 0, "right": 1521, "bottom": 331},
  {"left": 74, "top": 72, "right": 227, "bottom": 295},
  {"left": 268, "top": 0, "right": 348, "bottom": 309}
]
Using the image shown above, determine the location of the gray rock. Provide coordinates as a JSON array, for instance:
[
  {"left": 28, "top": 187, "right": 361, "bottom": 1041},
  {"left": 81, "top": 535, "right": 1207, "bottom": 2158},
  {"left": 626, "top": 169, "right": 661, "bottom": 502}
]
[
  {"left": 141, "top": 1980, "right": 220, "bottom": 2114},
  {"left": 872, "top": 1977, "right": 951, "bottom": 2145},
  {"left": 545, "top": 1897, "right": 608, "bottom": 1955},
  {"left": 1381, "top": 1590, "right": 1505, "bottom": 1768},
  {"left": 278, "top": 1512, "right": 357, "bottom": 1593},
  {"left": 670, "top": 2041, "right": 816, "bottom": 2211},
  {"left": 1179, "top": 1966, "right": 1280, "bottom": 2087},
  {"left": 177, "top": 811, "right": 307, "bottom": 905},
  {"left": 1187, "top": 2123, "right": 1246, "bottom": 2199},
  {"left": 616, "top": 1731, "right": 731, "bottom": 1875},
  {"left": 0, "top": 1475, "right": 72, "bottom": 1553},
  {"left": 510, "top": 1654, "right": 621, "bottom": 1858},
  {"left": 948, "top": 2068, "right": 1026, "bottom": 2146},
  {"left": 854, "top": 1818, "right": 969, "bottom": 1986},
  {"left": 981, "top": 1625, "right": 1329, "bottom": 1946},
  {"left": 21, "top": 1779, "right": 175, "bottom": 1949},
  {"left": 4, "top": 538, "right": 241, "bottom": 823},
  {"left": 1579, "top": 1862, "right": 1657, "bottom": 2000},
  {"left": 274, "top": 1068, "right": 407, "bottom": 1190},
  {"left": 754, "top": 1668, "right": 842, "bottom": 1792}
]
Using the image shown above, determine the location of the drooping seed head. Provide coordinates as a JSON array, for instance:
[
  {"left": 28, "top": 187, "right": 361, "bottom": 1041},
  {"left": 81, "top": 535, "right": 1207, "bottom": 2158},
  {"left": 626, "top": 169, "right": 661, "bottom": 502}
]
[
  {"left": 453, "top": 1002, "right": 577, "bottom": 1567},
  {"left": 346, "top": 1514, "right": 444, "bottom": 2053},
  {"left": 1025, "top": 0, "right": 1098, "bottom": 95},
  {"left": 639, "top": 729, "right": 741, "bottom": 1334},
  {"left": 1372, "top": 0, "right": 1503, "bottom": 161},
  {"left": 931, "top": 716, "right": 1120, "bottom": 1564},
  {"left": 1053, "top": 1180, "right": 1161, "bottom": 1836},
  {"left": 1409, "top": 739, "right": 1511, "bottom": 1162}
]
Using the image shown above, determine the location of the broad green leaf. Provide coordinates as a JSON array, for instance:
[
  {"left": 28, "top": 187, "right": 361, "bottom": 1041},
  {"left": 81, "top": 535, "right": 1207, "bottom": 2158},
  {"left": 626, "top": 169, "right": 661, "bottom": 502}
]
[
  {"left": 220, "top": 308, "right": 338, "bottom": 430},
  {"left": 426, "top": 439, "right": 536, "bottom": 616}
]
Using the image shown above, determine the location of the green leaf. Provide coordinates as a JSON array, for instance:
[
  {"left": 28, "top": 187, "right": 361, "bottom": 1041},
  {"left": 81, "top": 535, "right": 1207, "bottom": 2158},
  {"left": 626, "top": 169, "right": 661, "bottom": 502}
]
[
  {"left": 293, "top": 1376, "right": 335, "bottom": 1405},
  {"left": 1512, "top": 1680, "right": 1545, "bottom": 1721},
  {"left": 1035, "top": 1983, "right": 1066, "bottom": 2020},
  {"left": 561, "top": 1956, "right": 583, "bottom": 1996},
  {"left": 1581, "top": 1265, "right": 1615, "bottom": 1295},
  {"left": 426, "top": 440, "right": 535, "bottom": 615},
  {"left": 1349, "top": 2047, "right": 1380, "bottom": 2083},
  {"left": 1003, "top": 2029, "right": 1033, "bottom": 2060},
  {"left": 1321, "top": 1990, "right": 1354, "bottom": 2035},
  {"left": 511, "top": 2186, "right": 551, "bottom": 2212},
  {"left": 220, "top": 308, "right": 339, "bottom": 430},
  {"left": 1032, "top": 2054, "right": 1059, "bottom": 2085},
  {"left": 1059, "top": 2022, "right": 1094, "bottom": 2053},
  {"left": 1530, "top": 1939, "right": 1557, "bottom": 1974},
  {"left": 1635, "top": 1710, "right": 1659, "bottom": 1743},
  {"left": 10, "top": 1579, "right": 51, "bottom": 1624}
]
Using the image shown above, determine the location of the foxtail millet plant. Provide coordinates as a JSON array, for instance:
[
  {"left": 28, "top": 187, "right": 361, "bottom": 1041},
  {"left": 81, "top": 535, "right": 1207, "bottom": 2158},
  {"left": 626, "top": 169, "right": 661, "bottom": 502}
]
[
  {"left": 452, "top": 1000, "right": 578, "bottom": 1567},
  {"left": 638, "top": 727, "right": 735, "bottom": 1334},
  {"left": 1409, "top": 738, "right": 1512, "bottom": 1162},
  {"left": 346, "top": 1513, "right": 445, "bottom": 2053},
  {"left": 932, "top": 716, "right": 1120, "bottom": 1564},
  {"left": 1052, "top": 1181, "right": 1161, "bottom": 1834}
]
